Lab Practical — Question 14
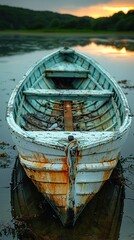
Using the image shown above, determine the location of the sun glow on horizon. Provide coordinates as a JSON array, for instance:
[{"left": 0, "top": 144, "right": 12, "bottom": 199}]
[
  {"left": 59, "top": 3, "right": 134, "bottom": 18},
  {"left": 103, "top": 6, "right": 133, "bottom": 15}
]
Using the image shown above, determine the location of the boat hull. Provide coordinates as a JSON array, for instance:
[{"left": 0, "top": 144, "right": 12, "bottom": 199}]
[
  {"left": 10, "top": 127, "right": 128, "bottom": 226},
  {"left": 11, "top": 157, "right": 124, "bottom": 240},
  {"left": 7, "top": 47, "right": 131, "bottom": 226}
]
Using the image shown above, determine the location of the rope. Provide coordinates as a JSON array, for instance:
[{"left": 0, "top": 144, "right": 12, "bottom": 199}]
[
  {"left": 65, "top": 139, "right": 79, "bottom": 155},
  {"left": 58, "top": 138, "right": 79, "bottom": 153}
]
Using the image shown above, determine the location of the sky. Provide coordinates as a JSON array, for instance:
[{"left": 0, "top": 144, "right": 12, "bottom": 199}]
[{"left": 0, "top": 0, "right": 134, "bottom": 18}]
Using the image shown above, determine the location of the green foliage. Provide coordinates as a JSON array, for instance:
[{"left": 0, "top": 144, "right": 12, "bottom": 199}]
[{"left": 0, "top": 5, "right": 133, "bottom": 31}]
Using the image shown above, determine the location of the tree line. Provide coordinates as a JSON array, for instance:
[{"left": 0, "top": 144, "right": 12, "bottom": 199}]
[{"left": 0, "top": 5, "right": 133, "bottom": 31}]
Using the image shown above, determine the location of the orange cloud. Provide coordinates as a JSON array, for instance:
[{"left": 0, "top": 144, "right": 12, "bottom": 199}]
[{"left": 59, "top": 1, "right": 134, "bottom": 18}]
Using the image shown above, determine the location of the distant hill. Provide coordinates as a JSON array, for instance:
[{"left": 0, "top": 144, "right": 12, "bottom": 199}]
[{"left": 0, "top": 5, "right": 133, "bottom": 31}]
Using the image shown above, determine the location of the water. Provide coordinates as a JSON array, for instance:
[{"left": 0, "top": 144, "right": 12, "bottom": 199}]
[{"left": 0, "top": 33, "right": 134, "bottom": 240}]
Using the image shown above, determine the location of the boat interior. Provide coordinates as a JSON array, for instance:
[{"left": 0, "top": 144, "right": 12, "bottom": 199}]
[{"left": 14, "top": 49, "right": 124, "bottom": 132}]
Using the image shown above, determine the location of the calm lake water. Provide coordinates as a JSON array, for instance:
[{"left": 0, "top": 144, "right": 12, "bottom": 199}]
[{"left": 0, "top": 34, "right": 134, "bottom": 240}]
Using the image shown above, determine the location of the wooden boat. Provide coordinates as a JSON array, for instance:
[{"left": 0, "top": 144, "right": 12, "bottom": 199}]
[
  {"left": 7, "top": 47, "right": 131, "bottom": 226},
  {"left": 11, "top": 157, "right": 124, "bottom": 240}
]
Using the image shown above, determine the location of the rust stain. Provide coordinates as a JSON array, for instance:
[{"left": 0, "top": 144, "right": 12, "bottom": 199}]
[
  {"left": 35, "top": 181, "right": 67, "bottom": 195},
  {"left": 77, "top": 151, "right": 82, "bottom": 162},
  {"left": 23, "top": 163, "right": 69, "bottom": 208},
  {"left": 24, "top": 168, "right": 68, "bottom": 183},
  {"left": 86, "top": 193, "right": 95, "bottom": 204},
  {"left": 103, "top": 169, "right": 112, "bottom": 181},
  {"left": 61, "top": 161, "right": 68, "bottom": 171},
  {"left": 33, "top": 153, "right": 41, "bottom": 162},
  {"left": 41, "top": 154, "right": 51, "bottom": 163},
  {"left": 20, "top": 154, "right": 33, "bottom": 161},
  {"left": 47, "top": 194, "right": 66, "bottom": 207},
  {"left": 55, "top": 156, "right": 67, "bottom": 163},
  {"left": 20, "top": 153, "right": 67, "bottom": 163}
]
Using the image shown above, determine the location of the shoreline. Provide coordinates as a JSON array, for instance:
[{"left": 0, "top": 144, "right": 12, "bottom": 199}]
[{"left": 0, "top": 30, "right": 134, "bottom": 37}]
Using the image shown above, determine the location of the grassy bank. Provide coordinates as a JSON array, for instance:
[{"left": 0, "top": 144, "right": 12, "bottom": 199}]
[{"left": 0, "top": 29, "right": 134, "bottom": 37}]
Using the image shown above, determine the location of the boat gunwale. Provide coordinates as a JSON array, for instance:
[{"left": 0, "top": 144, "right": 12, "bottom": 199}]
[{"left": 6, "top": 115, "right": 131, "bottom": 150}]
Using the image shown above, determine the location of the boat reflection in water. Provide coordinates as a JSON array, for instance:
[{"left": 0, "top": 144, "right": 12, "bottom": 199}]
[{"left": 11, "top": 157, "right": 124, "bottom": 240}]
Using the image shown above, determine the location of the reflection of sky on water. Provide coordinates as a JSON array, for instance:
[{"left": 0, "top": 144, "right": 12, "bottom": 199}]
[
  {"left": 75, "top": 42, "right": 134, "bottom": 82},
  {"left": 0, "top": 34, "right": 134, "bottom": 56},
  {"left": 76, "top": 42, "right": 134, "bottom": 57}
]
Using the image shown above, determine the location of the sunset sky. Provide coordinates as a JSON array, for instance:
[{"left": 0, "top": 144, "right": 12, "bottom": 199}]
[{"left": 0, "top": 0, "right": 133, "bottom": 18}]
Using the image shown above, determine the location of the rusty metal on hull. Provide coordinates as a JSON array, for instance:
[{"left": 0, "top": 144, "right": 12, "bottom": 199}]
[{"left": 20, "top": 145, "right": 118, "bottom": 226}]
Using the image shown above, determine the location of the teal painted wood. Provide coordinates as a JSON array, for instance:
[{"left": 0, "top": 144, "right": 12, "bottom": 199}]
[
  {"left": 7, "top": 47, "right": 132, "bottom": 227},
  {"left": 23, "top": 89, "right": 113, "bottom": 101},
  {"left": 45, "top": 62, "right": 90, "bottom": 78}
]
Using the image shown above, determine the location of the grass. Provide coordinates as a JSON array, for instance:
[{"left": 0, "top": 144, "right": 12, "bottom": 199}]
[{"left": 0, "top": 29, "right": 134, "bottom": 36}]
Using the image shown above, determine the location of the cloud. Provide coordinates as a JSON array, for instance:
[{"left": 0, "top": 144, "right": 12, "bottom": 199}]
[
  {"left": 0, "top": 0, "right": 111, "bottom": 11},
  {"left": 0, "top": 0, "right": 133, "bottom": 18}
]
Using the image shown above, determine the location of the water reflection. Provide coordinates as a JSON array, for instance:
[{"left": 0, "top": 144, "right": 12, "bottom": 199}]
[
  {"left": 76, "top": 42, "right": 134, "bottom": 58},
  {"left": 9, "top": 158, "right": 124, "bottom": 240},
  {"left": 0, "top": 34, "right": 134, "bottom": 56},
  {"left": 96, "top": 45, "right": 128, "bottom": 55}
]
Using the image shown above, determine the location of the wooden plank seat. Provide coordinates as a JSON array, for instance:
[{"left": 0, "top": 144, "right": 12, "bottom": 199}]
[
  {"left": 23, "top": 89, "right": 113, "bottom": 101},
  {"left": 45, "top": 63, "right": 89, "bottom": 78},
  {"left": 45, "top": 69, "right": 89, "bottom": 78}
]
